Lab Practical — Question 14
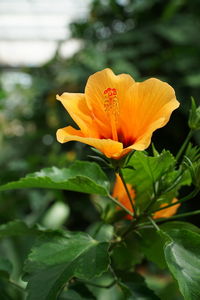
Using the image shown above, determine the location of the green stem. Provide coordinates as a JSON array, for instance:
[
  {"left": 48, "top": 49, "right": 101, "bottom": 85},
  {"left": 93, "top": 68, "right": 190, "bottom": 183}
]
[
  {"left": 163, "top": 172, "right": 184, "bottom": 194},
  {"left": 143, "top": 193, "right": 158, "bottom": 214},
  {"left": 132, "top": 209, "right": 200, "bottom": 229},
  {"left": 112, "top": 216, "right": 160, "bottom": 245},
  {"left": 148, "top": 216, "right": 161, "bottom": 231},
  {"left": 155, "top": 209, "right": 200, "bottom": 222},
  {"left": 118, "top": 169, "right": 136, "bottom": 217},
  {"left": 110, "top": 217, "right": 145, "bottom": 251},
  {"left": 151, "top": 188, "right": 199, "bottom": 214},
  {"left": 119, "top": 219, "right": 139, "bottom": 240},
  {"left": 176, "top": 129, "right": 193, "bottom": 162},
  {"left": 108, "top": 195, "right": 133, "bottom": 217}
]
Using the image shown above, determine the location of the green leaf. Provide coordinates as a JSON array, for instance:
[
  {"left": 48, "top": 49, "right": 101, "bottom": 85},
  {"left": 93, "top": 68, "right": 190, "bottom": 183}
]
[
  {"left": 123, "top": 150, "right": 191, "bottom": 211},
  {"left": 138, "top": 227, "right": 167, "bottom": 269},
  {"left": 0, "top": 259, "right": 12, "bottom": 279},
  {"left": 158, "top": 280, "right": 184, "bottom": 300},
  {"left": 84, "top": 271, "right": 121, "bottom": 300},
  {"left": 24, "top": 233, "right": 110, "bottom": 300},
  {"left": 91, "top": 195, "right": 116, "bottom": 222},
  {"left": 0, "top": 220, "right": 68, "bottom": 243},
  {"left": 112, "top": 233, "right": 143, "bottom": 270},
  {"left": 0, "top": 161, "right": 110, "bottom": 196},
  {"left": 0, "top": 220, "right": 38, "bottom": 239},
  {"left": 185, "top": 143, "right": 200, "bottom": 163},
  {"left": 138, "top": 221, "right": 200, "bottom": 270},
  {"left": 161, "top": 223, "right": 200, "bottom": 300},
  {"left": 123, "top": 150, "right": 176, "bottom": 210},
  {"left": 0, "top": 281, "right": 13, "bottom": 300},
  {"left": 161, "top": 221, "right": 200, "bottom": 234},
  {"left": 118, "top": 272, "right": 160, "bottom": 300},
  {"left": 59, "top": 290, "right": 87, "bottom": 300},
  {"left": 60, "top": 287, "right": 94, "bottom": 300}
]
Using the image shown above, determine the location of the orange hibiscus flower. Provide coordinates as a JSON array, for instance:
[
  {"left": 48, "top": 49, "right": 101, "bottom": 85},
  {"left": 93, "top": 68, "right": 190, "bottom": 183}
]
[
  {"left": 112, "top": 174, "right": 180, "bottom": 219},
  {"left": 56, "top": 69, "right": 179, "bottom": 159}
]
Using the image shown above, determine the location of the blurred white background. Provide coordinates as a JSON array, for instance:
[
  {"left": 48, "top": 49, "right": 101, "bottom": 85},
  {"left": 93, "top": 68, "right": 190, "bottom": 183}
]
[{"left": 0, "top": 0, "right": 91, "bottom": 66}]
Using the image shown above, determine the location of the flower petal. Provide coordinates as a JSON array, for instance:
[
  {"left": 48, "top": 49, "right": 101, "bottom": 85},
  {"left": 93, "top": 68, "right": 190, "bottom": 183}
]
[
  {"left": 153, "top": 198, "right": 180, "bottom": 219},
  {"left": 122, "top": 78, "right": 179, "bottom": 150},
  {"left": 56, "top": 126, "right": 123, "bottom": 158},
  {"left": 112, "top": 174, "right": 135, "bottom": 219},
  {"left": 56, "top": 93, "right": 98, "bottom": 137},
  {"left": 123, "top": 118, "right": 166, "bottom": 151},
  {"left": 85, "top": 68, "right": 135, "bottom": 138}
]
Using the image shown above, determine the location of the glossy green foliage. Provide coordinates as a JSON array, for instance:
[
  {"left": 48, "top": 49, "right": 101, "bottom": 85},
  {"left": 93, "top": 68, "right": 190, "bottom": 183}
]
[
  {"left": 24, "top": 233, "right": 110, "bottom": 300},
  {"left": 162, "top": 227, "right": 200, "bottom": 300},
  {"left": 123, "top": 150, "right": 191, "bottom": 210},
  {"left": 0, "top": 259, "right": 12, "bottom": 279},
  {"left": 0, "top": 220, "right": 39, "bottom": 238},
  {"left": 137, "top": 227, "right": 167, "bottom": 269},
  {"left": 118, "top": 272, "right": 160, "bottom": 300},
  {"left": 0, "top": 161, "right": 110, "bottom": 196},
  {"left": 112, "top": 233, "right": 144, "bottom": 270}
]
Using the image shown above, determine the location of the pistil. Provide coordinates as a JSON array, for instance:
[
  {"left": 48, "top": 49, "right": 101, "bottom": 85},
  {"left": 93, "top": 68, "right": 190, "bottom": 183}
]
[{"left": 104, "top": 88, "right": 119, "bottom": 141}]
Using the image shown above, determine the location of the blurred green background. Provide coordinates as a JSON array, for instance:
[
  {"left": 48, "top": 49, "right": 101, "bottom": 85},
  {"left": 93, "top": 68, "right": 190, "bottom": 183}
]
[{"left": 0, "top": 1, "right": 200, "bottom": 298}]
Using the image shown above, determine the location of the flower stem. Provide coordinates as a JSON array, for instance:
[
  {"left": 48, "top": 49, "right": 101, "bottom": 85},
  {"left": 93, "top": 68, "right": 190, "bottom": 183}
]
[
  {"left": 118, "top": 169, "right": 136, "bottom": 217},
  {"left": 176, "top": 129, "right": 193, "bottom": 162},
  {"left": 108, "top": 195, "right": 133, "bottom": 217},
  {"left": 150, "top": 188, "right": 199, "bottom": 214}
]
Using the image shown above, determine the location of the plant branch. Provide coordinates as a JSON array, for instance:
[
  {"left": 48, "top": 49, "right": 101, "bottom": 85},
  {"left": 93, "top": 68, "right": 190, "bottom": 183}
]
[
  {"left": 108, "top": 195, "right": 133, "bottom": 217},
  {"left": 118, "top": 169, "right": 136, "bottom": 217}
]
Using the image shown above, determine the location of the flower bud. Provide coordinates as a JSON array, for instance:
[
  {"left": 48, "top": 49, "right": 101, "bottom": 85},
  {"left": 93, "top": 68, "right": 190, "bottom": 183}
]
[{"left": 188, "top": 97, "right": 200, "bottom": 130}]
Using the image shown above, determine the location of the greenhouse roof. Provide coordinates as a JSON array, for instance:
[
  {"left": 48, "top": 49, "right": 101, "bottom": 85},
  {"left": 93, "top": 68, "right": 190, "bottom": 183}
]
[{"left": 0, "top": 0, "right": 90, "bottom": 66}]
